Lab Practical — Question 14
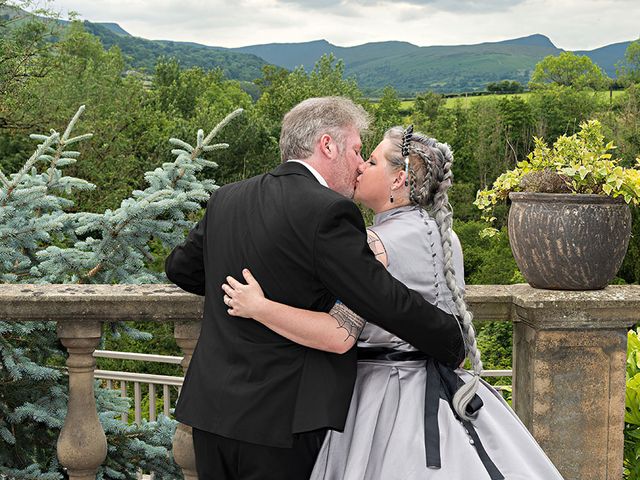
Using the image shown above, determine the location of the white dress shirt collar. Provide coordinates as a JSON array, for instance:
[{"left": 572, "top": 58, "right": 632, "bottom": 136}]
[{"left": 287, "top": 160, "right": 328, "bottom": 187}]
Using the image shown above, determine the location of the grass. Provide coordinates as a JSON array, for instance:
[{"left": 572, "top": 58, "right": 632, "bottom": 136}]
[
  {"left": 394, "top": 90, "right": 626, "bottom": 111},
  {"left": 443, "top": 92, "right": 532, "bottom": 108},
  {"left": 389, "top": 94, "right": 533, "bottom": 111}
]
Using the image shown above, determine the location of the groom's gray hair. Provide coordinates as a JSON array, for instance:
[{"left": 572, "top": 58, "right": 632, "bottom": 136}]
[{"left": 280, "top": 96, "right": 369, "bottom": 162}]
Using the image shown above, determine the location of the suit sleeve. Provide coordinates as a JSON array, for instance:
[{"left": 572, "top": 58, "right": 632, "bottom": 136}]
[
  {"left": 165, "top": 207, "right": 208, "bottom": 296},
  {"left": 314, "top": 198, "right": 464, "bottom": 366}
]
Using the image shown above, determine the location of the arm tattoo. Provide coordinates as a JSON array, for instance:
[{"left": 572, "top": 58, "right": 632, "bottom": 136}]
[
  {"left": 329, "top": 303, "right": 366, "bottom": 342},
  {"left": 366, "top": 230, "right": 388, "bottom": 265}
]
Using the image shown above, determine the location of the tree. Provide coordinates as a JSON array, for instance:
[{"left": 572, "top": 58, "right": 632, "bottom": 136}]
[
  {"left": 496, "top": 96, "right": 536, "bottom": 165},
  {"left": 149, "top": 58, "right": 279, "bottom": 184},
  {"left": 486, "top": 80, "right": 524, "bottom": 94},
  {"left": 529, "top": 52, "right": 609, "bottom": 90},
  {"left": 626, "top": 39, "right": 640, "bottom": 79},
  {"left": 429, "top": 101, "right": 477, "bottom": 184},
  {"left": 372, "top": 85, "right": 402, "bottom": 140},
  {"left": 251, "top": 53, "right": 366, "bottom": 164},
  {"left": 0, "top": 105, "right": 243, "bottom": 478},
  {"left": 0, "top": 1, "right": 62, "bottom": 129},
  {"left": 617, "top": 38, "right": 640, "bottom": 85},
  {"left": 1, "top": 21, "right": 160, "bottom": 212},
  {"left": 411, "top": 91, "right": 444, "bottom": 130},
  {"left": 0, "top": 21, "right": 283, "bottom": 215},
  {"left": 528, "top": 84, "right": 601, "bottom": 140},
  {"left": 254, "top": 53, "right": 364, "bottom": 127}
]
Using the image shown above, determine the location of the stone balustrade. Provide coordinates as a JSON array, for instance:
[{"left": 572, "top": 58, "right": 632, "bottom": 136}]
[{"left": 1, "top": 283, "right": 638, "bottom": 480}]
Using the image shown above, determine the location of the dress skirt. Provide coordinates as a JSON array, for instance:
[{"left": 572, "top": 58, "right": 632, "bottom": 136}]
[{"left": 309, "top": 359, "right": 564, "bottom": 480}]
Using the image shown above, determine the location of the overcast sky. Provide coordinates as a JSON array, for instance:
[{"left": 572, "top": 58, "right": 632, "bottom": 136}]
[{"left": 41, "top": 0, "right": 640, "bottom": 51}]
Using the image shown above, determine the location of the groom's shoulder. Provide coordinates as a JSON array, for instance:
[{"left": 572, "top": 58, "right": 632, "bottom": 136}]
[
  {"left": 285, "top": 177, "right": 356, "bottom": 215},
  {"left": 266, "top": 162, "right": 347, "bottom": 205},
  {"left": 209, "top": 166, "right": 358, "bottom": 217}
]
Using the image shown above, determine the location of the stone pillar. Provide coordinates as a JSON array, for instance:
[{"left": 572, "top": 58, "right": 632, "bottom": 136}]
[
  {"left": 172, "top": 320, "right": 202, "bottom": 480},
  {"left": 511, "top": 286, "right": 633, "bottom": 480},
  {"left": 57, "top": 321, "right": 107, "bottom": 480}
]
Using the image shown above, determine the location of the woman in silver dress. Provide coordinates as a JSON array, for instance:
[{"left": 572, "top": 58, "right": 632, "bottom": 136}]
[{"left": 222, "top": 127, "right": 564, "bottom": 480}]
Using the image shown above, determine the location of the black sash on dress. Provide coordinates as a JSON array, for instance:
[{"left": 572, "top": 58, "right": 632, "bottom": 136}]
[{"left": 357, "top": 347, "right": 505, "bottom": 480}]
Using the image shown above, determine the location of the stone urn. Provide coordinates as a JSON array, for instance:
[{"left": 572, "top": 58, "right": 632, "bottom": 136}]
[{"left": 507, "top": 192, "right": 632, "bottom": 290}]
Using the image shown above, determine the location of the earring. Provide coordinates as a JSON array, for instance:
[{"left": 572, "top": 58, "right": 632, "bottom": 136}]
[{"left": 389, "top": 188, "right": 394, "bottom": 203}]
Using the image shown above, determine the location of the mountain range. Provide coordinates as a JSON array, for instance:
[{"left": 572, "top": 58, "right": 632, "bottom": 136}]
[
  {"left": 1, "top": 6, "right": 634, "bottom": 95},
  {"left": 232, "top": 35, "right": 630, "bottom": 94}
]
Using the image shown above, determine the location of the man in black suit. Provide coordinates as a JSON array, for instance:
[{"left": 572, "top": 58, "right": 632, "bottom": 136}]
[{"left": 165, "top": 96, "right": 464, "bottom": 480}]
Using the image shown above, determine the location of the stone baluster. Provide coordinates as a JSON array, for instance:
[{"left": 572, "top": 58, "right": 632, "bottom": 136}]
[
  {"left": 511, "top": 286, "right": 634, "bottom": 480},
  {"left": 57, "top": 320, "right": 107, "bottom": 480},
  {"left": 172, "top": 320, "right": 202, "bottom": 480}
]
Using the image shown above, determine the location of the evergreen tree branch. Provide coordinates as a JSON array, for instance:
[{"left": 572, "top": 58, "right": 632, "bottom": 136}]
[
  {"left": 1, "top": 132, "right": 59, "bottom": 205},
  {"left": 61, "top": 105, "right": 85, "bottom": 142},
  {"left": 202, "top": 108, "right": 243, "bottom": 150}
]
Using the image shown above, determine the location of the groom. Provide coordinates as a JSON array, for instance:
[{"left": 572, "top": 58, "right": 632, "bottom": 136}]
[{"left": 165, "top": 96, "right": 464, "bottom": 479}]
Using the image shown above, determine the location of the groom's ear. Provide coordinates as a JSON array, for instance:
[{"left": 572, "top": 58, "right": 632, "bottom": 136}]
[{"left": 319, "top": 134, "right": 338, "bottom": 160}]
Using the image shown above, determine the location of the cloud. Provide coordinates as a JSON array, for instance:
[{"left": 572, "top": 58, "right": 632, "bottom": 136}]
[
  {"left": 277, "top": 0, "right": 527, "bottom": 14},
  {"left": 47, "top": 0, "right": 640, "bottom": 50},
  {"left": 50, "top": 0, "right": 295, "bottom": 45}
]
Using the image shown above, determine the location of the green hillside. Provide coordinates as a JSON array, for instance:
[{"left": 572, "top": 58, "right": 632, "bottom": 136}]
[
  {"left": 0, "top": 7, "right": 269, "bottom": 82},
  {"left": 80, "top": 22, "right": 268, "bottom": 80},
  {"left": 233, "top": 39, "right": 422, "bottom": 70},
  {"left": 233, "top": 34, "right": 611, "bottom": 94},
  {"left": 95, "top": 22, "right": 131, "bottom": 37},
  {"left": 233, "top": 34, "right": 632, "bottom": 95},
  {"left": 233, "top": 39, "right": 341, "bottom": 70},
  {"left": 347, "top": 41, "right": 561, "bottom": 94},
  {"left": 575, "top": 41, "right": 632, "bottom": 77}
]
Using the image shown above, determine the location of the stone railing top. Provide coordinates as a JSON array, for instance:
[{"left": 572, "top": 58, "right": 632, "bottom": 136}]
[
  {"left": 509, "top": 284, "right": 640, "bottom": 329},
  {"left": 0, "top": 284, "right": 203, "bottom": 322},
  {"left": 1, "top": 283, "right": 639, "bottom": 328}
]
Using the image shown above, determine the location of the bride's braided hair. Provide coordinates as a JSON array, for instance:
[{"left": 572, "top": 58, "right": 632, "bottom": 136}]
[{"left": 385, "top": 126, "right": 483, "bottom": 421}]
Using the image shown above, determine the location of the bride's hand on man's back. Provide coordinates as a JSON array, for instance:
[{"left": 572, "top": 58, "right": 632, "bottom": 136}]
[{"left": 222, "top": 269, "right": 266, "bottom": 319}]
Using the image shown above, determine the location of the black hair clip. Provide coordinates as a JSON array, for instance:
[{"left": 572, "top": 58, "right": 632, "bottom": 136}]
[{"left": 402, "top": 125, "right": 414, "bottom": 186}]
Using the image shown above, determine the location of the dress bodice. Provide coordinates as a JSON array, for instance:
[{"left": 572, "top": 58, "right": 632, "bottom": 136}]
[{"left": 358, "top": 205, "right": 466, "bottom": 351}]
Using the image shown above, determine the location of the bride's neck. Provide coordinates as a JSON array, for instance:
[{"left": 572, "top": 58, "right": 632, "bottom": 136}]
[{"left": 373, "top": 199, "right": 412, "bottom": 215}]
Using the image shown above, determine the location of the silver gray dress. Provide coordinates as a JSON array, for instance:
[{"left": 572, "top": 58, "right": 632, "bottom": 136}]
[{"left": 309, "top": 206, "right": 564, "bottom": 480}]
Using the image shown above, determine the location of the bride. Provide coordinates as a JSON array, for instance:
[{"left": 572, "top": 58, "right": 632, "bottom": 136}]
[{"left": 222, "top": 127, "right": 564, "bottom": 480}]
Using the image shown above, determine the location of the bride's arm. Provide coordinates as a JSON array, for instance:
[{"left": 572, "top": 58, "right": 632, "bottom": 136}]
[
  {"left": 221, "top": 230, "right": 387, "bottom": 354},
  {"left": 222, "top": 269, "right": 364, "bottom": 354}
]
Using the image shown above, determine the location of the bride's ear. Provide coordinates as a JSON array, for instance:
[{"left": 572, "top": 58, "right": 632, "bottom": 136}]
[{"left": 393, "top": 170, "right": 407, "bottom": 189}]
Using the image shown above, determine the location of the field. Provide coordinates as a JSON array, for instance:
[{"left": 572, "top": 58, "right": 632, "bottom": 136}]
[{"left": 395, "top": 90, "right": 625, "bottom": 111}]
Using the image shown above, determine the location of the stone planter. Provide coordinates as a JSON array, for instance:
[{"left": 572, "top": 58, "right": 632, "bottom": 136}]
[{"left": 508, "top": 192, "right": 632, "bottom": 290}]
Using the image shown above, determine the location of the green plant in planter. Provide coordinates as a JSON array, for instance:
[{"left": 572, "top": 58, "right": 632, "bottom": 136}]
[
  {"left": 625, "top": 327, "right": 640, "bottom": 479},
  {"left": 475, "top": 120, "right": 640, "bottom": 236}
]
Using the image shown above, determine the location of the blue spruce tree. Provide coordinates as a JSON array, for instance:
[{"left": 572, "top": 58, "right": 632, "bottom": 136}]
[{"left": 0, "top": 105, "right": 243, "bottom": 479}]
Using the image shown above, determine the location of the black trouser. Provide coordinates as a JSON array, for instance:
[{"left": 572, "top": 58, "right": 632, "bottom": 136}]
[{"left": 192, "top": 428, "right": 327, "bottom": 480}]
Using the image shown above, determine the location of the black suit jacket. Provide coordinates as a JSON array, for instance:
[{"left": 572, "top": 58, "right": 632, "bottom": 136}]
[{"left": 166, "top": 161, "right": 464, "bottom": 447}]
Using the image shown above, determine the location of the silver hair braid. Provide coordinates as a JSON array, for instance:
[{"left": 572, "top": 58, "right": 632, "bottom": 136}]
[
  {"left": 429, "top": 141, "right": 483, "bottom": 421},
  {"left": 384, "top": 126, "right": 484, "bottom": 421}
]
